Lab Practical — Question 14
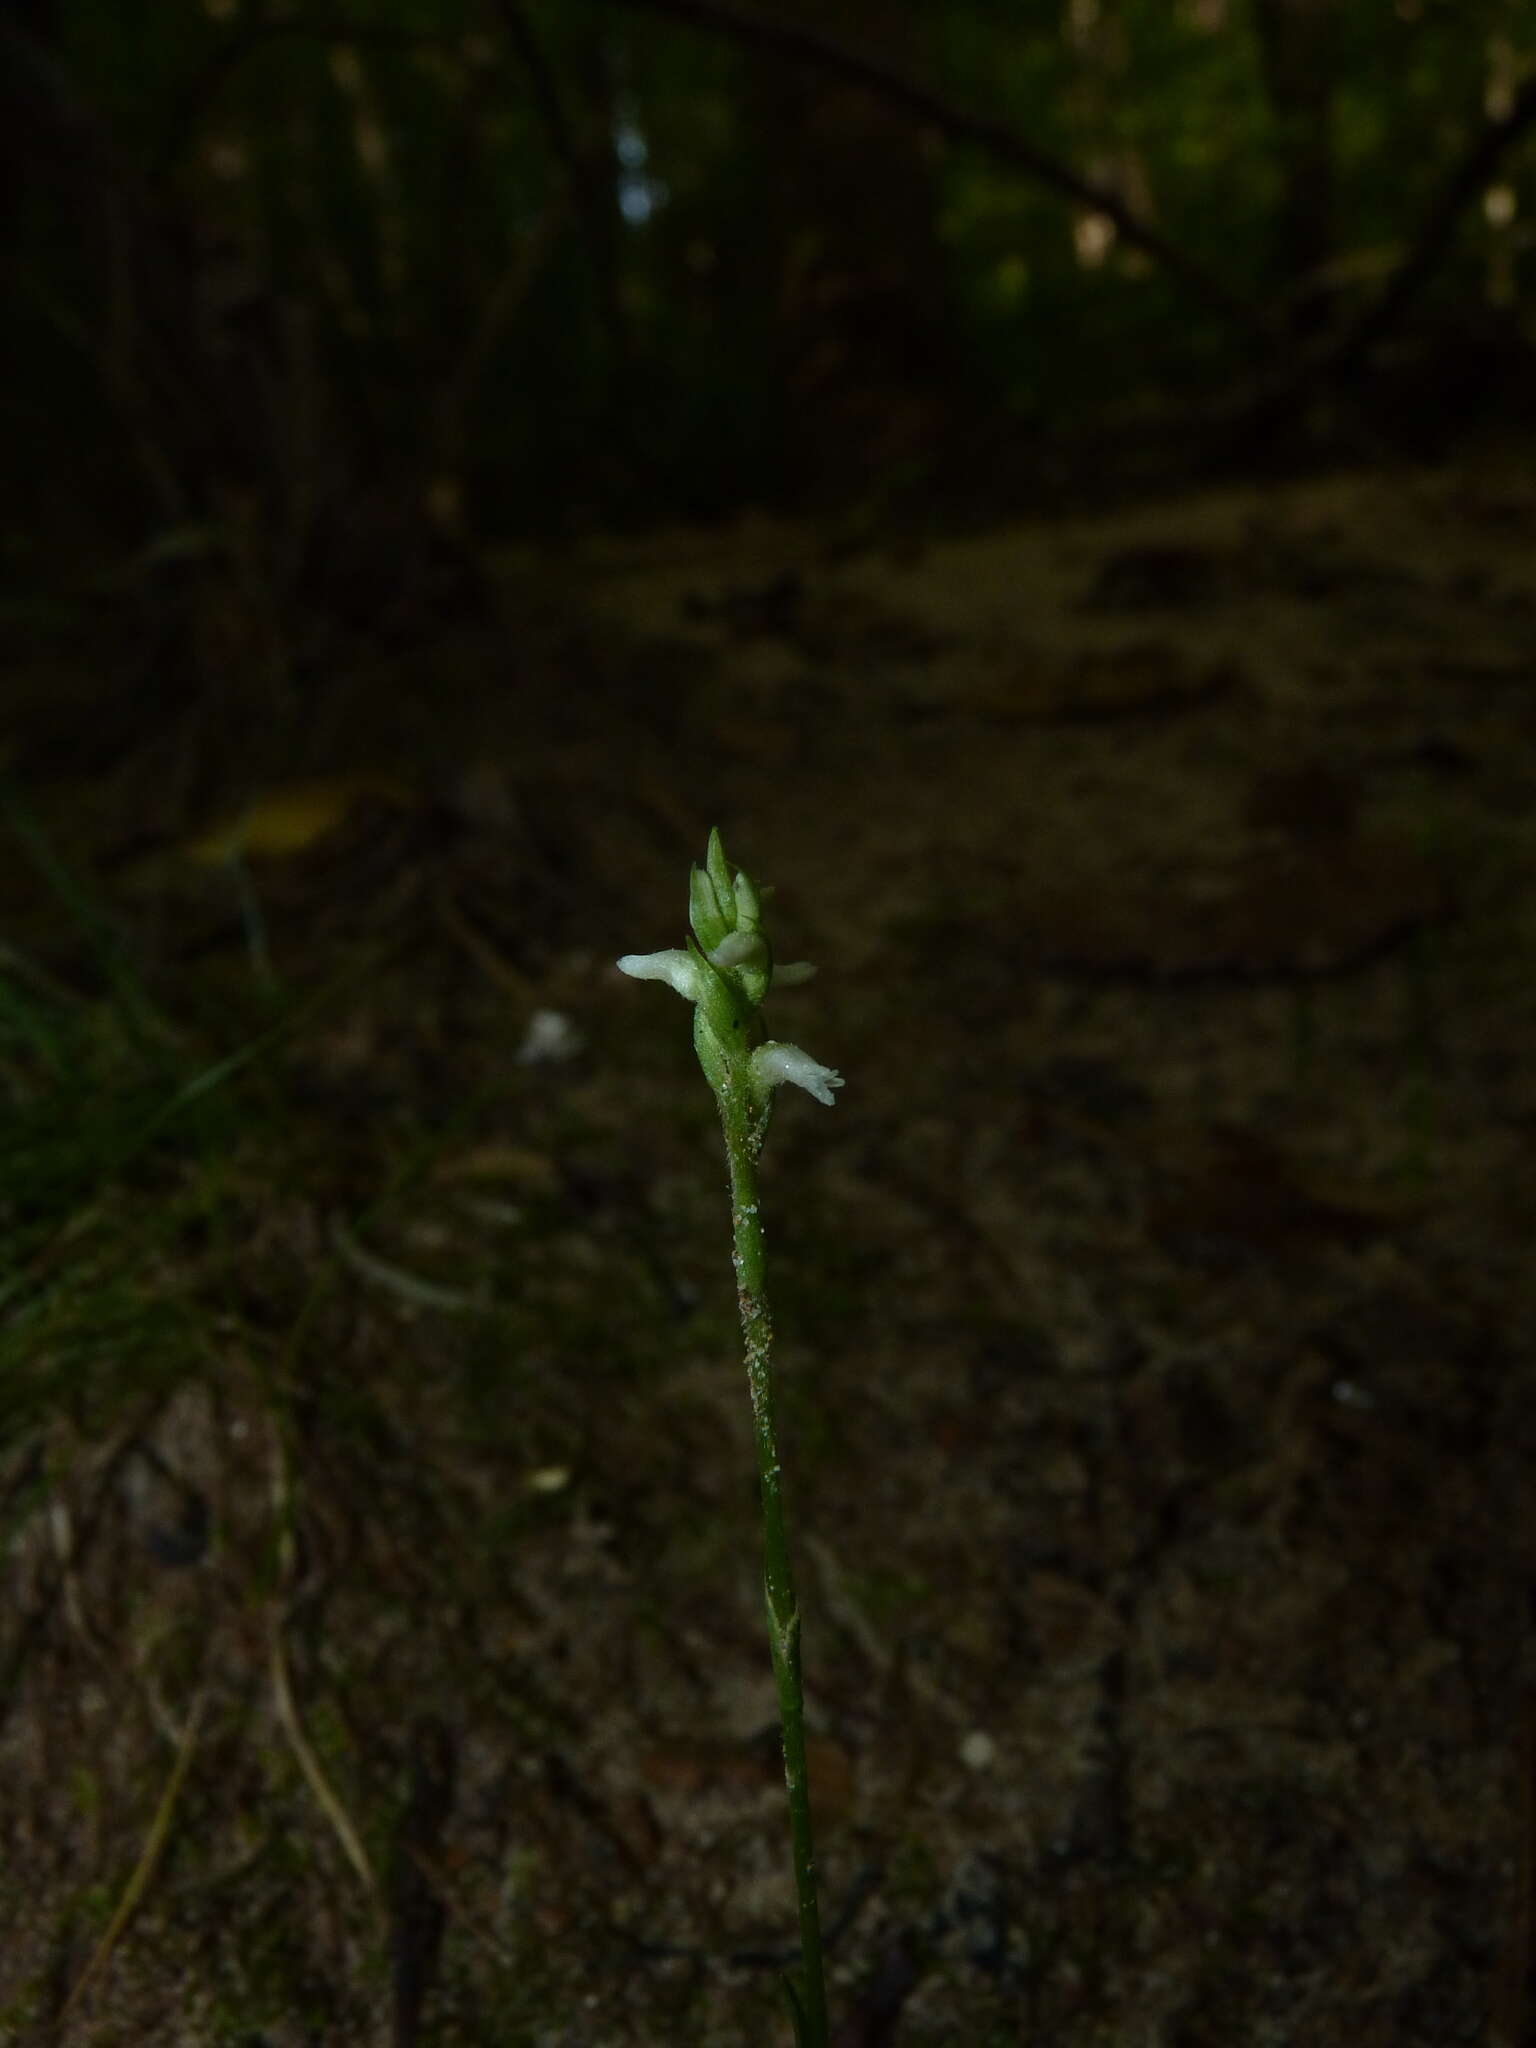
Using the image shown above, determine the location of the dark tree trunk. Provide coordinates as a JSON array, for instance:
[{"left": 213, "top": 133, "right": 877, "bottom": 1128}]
[
  {"left": 747, "top": 0, "right": 961, "bottom": 492},
  {"left": 1252, "top": 0, "right": 1338, "bottom": 300}
]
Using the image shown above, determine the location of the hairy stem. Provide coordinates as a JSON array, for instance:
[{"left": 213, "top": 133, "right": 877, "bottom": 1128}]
[{"left": 717, "top": 1065, "right": 829, "bottom": 2048}]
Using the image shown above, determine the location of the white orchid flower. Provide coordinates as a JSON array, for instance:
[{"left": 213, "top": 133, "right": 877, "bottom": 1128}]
[
  {"left": 708, "top": 930, "right": 769, "bottom": 972},
  {"left": 751, "top": 1040, "right": 844, "bottom": 1107},
  {"left": 619, "top": 831, "right": 843, "bottom": 1117},
  {"left": 616, "top": 949, "right": 706, "bottom": 1001}
]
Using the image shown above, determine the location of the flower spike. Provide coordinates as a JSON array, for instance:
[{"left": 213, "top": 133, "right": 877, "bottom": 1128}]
[
  {"left": 615, "top": 828, "right": 839, "bottom": 2047},
  {"left": 620, "top": 832, "right": 839, "bottom": 1115}
]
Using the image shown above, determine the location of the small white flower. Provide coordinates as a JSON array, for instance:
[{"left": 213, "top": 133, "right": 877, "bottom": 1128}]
[
  {"left": 751, "top": 1040, "right": 844, "bottom": 1107},
  {"left": 616, "top": 949, "right": 704, "bottom": 1001},
  {"left": 708, "top": 930, "right": 769, "bottom": 971}
]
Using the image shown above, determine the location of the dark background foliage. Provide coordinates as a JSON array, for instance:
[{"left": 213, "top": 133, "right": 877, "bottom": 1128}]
[
  {"left": 5, "top": 7, "right": 1536, "bottom": 2045},
  {"left": 7, "top": 0, "right": 1535, "bottom": 576}
]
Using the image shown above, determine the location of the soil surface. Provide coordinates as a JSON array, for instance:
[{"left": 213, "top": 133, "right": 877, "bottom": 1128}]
[{"left": 4, "top": 457, "right": 1536, "bottom": 2045}]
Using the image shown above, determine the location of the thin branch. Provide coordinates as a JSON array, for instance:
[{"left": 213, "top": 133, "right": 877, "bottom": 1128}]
[
  {"left": 1327, "top": 71, "right": 1536, "bottom": 375},
  {"left": 61, "top": 1689, "right": 209, "bottom": 2023},
  {"left": 152, "top": 0, "right": 1251, "bottom": 332},
  {"left": 155, "top": 7, "right": 459, "bottom": 176},
  {"left": 587, "top": 0, "right": 1255, "bottom": 330},
  {"left": 486, "top": 0, "right": 633, "bottom": 370},
  {"left": 1221, "top": 72, "right": 1536, "bottom": 442},
  {"left": 269, "top": 1615, "right": 381, "bottom": 1907}
]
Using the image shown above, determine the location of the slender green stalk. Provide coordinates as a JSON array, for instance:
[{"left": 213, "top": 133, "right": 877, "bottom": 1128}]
[
  {"left": 618, "top": 829, "right": 843, "bottom": 2048},
  {"left": 717, "top": 1068, "right": 828, "bottom": 2047}
]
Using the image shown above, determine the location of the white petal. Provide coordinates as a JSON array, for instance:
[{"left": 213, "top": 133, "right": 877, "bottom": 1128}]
[
  {"left": 751, "top": 1040, "right": 844, "bottom": 1107},
  {"left": 772, "top": 960, "right": 817, "bottom": 987},
  {"left": 709, "top": 930, "right": 768, "bottom": 971},
  {"left": 616, "top": 949, "right": 703, "bottom": 1001}
]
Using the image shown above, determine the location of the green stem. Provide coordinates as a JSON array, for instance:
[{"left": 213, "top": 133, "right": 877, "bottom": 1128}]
[{"left": 716, "top": 1063, "right": 829, "bottom": 2048}]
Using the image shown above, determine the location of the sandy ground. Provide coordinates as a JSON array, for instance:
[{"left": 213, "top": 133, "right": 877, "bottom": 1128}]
[{"left": 4, "top": 456, "right": 1535, "bottom": 2044}]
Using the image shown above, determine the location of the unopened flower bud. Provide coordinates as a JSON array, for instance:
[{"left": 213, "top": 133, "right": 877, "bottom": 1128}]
[
  {"left": 704, "top": 828, "right": 737, "bottom": 930},
  {"left": 689, "top": 865, "right": 729, "bottom": 952},
  {"left": 733, "top": 869, "right": 762, "bottom": 929}
]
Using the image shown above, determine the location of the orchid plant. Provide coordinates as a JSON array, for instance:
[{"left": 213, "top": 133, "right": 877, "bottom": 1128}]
[{"left": 619, "top": 830, "right": 841, "bottom": 2048}]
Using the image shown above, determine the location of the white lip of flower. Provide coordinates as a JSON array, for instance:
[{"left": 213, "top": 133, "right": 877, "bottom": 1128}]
[
  {"left": 708, "top": 930, "right": 768, "bottom": 971},
  {"left": 620, "top": 944, "right": 817, "bottom": 997},
  {"left": 616, "top": 949, "right": 705, "bottom": 1001},
  {"left": 751, "top": 1040, "right": 844, "bottom": 1107}
]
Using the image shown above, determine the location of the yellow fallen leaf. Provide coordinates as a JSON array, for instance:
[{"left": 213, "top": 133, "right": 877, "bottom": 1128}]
[
  {"left": 526, "top": 1465, "right": 572, "bottom": 1494},
  {"left": 183, "top": 776, "right": 413, "bottom": 864},
  {"left": 432, "top": 1144, "right": 561, "bottom": 1194}
]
